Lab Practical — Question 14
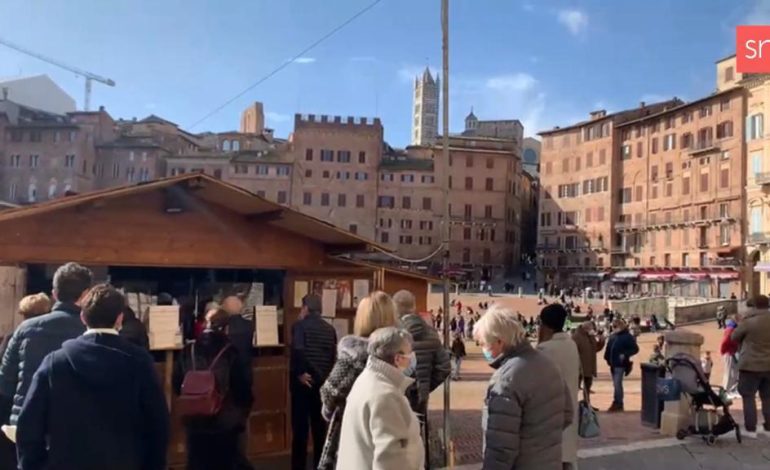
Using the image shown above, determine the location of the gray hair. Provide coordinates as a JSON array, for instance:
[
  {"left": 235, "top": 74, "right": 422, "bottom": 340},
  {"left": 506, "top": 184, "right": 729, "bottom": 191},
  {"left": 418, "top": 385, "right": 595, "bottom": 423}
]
[
  {"left": 392, "top": 290, "right": 416, "bottom": 317},
  {"left": 52, "top": 262, "right": 93, "bottom": 303},
  {"left": 473, "top": 305, "right": 526, "bottom": 348},
  {"left": 367, "top": 326, "right": 413, "bottom": 364}
]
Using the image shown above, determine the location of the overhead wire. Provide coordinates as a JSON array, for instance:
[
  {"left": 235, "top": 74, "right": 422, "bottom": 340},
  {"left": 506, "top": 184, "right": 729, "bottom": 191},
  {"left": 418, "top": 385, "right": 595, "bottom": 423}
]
[{"left": 187, "top": 0, "right": 384, "bottom": 130}]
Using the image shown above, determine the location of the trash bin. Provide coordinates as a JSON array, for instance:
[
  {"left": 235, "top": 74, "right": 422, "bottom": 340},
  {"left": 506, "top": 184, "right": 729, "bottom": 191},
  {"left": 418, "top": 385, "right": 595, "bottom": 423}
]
[{"left": 641, "top": 363, "right": 666, "bottom": 428}]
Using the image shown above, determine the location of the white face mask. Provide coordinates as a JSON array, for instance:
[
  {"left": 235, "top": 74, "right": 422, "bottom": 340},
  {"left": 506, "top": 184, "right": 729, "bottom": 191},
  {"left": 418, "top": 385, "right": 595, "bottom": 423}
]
[{"left": 399, "top": 351, "right": 417, "bottom": 372}]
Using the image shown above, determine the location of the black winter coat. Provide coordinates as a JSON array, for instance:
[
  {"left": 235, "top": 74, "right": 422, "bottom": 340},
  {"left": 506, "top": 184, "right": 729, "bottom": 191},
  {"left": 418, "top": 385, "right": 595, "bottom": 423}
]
[
  {"left": 400, "top": 313, "right": 451, "bottom": 409},
  {"left": 120, "top": 310, "right": 149, "bottom": 350},
  {"left": 0, "top": 302, "right": 85, "bottom": 425}
]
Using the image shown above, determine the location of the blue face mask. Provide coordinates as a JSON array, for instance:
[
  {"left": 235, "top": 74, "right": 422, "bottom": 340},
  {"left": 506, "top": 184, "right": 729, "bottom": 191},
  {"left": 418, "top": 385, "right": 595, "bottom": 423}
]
[{"left": 482, "top": 348, "right": 496, "bottom": 362}]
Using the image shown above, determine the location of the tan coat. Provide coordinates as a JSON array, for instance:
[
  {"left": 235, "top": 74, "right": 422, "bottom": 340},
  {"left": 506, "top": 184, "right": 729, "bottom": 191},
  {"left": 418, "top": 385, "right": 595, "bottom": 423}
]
[
  {"left": 336, "top": 356, "right": 424, "bottom": 470},
  {"left": 572, "top": 327, "right": 605, "bottom": 378},
  {"left": 731, "top": 309, "right": 770, "bottom": 372},
  {"left": 538, "top": 332, "right": 580, "bottom": 467}
]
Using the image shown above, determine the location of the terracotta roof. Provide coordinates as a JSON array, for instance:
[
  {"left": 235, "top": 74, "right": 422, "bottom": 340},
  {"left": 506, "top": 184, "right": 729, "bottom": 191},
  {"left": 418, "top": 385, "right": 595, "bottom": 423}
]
[
  {"left": 537, "top": 99, "right": 682, "bottom": 135},
  {"left": 138, "top": 114, "right": 177, "bottom": 126},
  {"left": 616, "top": 87, "right": 744, "bottom": 128},
  {"left": 0, "top": 173, "right": 388, "bottom": 251}
]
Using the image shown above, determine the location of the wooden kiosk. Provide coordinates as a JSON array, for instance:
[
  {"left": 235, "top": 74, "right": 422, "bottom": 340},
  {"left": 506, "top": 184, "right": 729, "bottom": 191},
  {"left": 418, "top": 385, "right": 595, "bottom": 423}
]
[{"left": 0, "top": 173, "right": 436, "bottom": 465}]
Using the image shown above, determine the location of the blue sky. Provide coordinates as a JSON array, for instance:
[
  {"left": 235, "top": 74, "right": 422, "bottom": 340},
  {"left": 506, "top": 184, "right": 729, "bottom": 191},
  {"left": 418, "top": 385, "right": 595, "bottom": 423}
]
[{"left": 0, "top": 0, "right": 766, "bottom": 146}]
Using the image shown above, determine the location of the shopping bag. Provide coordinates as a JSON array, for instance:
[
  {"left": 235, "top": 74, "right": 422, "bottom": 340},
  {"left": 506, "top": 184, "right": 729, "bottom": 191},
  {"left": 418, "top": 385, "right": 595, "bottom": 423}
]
[{"left": 578, "top": 391, "right": 600, "bottom": 438}]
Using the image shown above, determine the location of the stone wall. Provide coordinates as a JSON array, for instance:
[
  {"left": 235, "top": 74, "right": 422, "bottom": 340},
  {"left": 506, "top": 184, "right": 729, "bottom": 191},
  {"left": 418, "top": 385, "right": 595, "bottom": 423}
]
[
  {"left": 609, "top": 296, "right": 668, "bottom": 319},
  {"left": 672, "top": 299, "right": 738, "bottom": 325}
]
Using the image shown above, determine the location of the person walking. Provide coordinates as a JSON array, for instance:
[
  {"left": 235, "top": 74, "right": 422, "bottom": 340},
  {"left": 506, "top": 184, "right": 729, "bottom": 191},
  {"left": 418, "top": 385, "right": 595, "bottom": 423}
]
[
  {"left": 16, "top": 284, "right": 169, "bottom": 470},
  {"left": 175, "top": 308, "right": 253, "bottom": 470},
  {"left": 450, "top": 334, "right": 466, "bottom": 380},
  {"left": 336, "top": 327, "right": 425, "bottom": 470},
  {"left": 720, "top": 317, "right": 740, "bottom": 397},
  {"left": 393, "top": 290, "right": 450, "bottom": 469},
  {"left": 119, "top": 306, "right": 149, "bottom": 350},
  {"left": 603, "top": 318, "right": 639, "bottom": 412},
  {"left": 473, "top": 306, "right": 573, "bottom": 470},
  {"left": 318, "top": 291, "right": 398, "bottom": 470},
  {"left": 0, "top": 263, "right": 93, "bottom": 431},
  {"left": 537, "top": 304, "right": 580, "bottom": 470},
  {"left": 716, "top": 305, "right": 726, "bottom": 329},
  {"left": 731, "top": 295, "right": 770, "bottom": 436},
  {"left": 290, "top": 294, "right": 337, "bottom": 470},
  {"left": 572, "top": 321, "right": 605, "bottom": 396}
]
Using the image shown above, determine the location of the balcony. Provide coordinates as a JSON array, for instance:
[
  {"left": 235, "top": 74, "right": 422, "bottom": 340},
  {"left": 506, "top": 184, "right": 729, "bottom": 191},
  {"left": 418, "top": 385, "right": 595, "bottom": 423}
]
[
  {"left": 614, "top": 210, "right": 736, "bottom": 232},
  {"left": 748, "top": 232, "right": 770, "bottom": 245},
  {"left": 688, "top": 140, "right": 719, "bottom": 155},
  {"left": 610, "top": 245, "right": 630, "bottom": 254},
  {"left": 755, "top": 172, "right": 770, "bottom": 185}
]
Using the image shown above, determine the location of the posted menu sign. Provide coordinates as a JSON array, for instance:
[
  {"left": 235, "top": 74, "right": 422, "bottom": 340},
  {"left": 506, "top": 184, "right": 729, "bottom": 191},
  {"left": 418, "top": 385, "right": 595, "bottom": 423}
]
[{"left": 148, "top": 306, "right": 182, "bottom": 350}]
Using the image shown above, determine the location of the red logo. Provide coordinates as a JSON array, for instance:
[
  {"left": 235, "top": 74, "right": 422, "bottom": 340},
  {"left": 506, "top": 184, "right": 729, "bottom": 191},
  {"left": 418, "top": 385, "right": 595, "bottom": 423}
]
[{"left": 737, "top": 25, "right": 770, "bottom": 73}]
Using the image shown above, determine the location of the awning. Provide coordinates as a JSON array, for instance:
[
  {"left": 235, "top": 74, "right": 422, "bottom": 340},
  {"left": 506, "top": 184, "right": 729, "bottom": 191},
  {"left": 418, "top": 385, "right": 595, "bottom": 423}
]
[
  {"left": 573, "top": 272, "right": 608, "bottom": 279},
  {"left": 711, "top": 271, "right": 740, "bottom": 280},
  {"left": 612, "top": 270, "right": 639, "bottom": 282},
  {"left": 639, "top": 271, "right": 675, "bottom": 281},
  {"left": 674, "top": 272, "right": 710, "bottom": 282},
  {"left": 754, "top": 262, "right": 770, "bottom": 272}
]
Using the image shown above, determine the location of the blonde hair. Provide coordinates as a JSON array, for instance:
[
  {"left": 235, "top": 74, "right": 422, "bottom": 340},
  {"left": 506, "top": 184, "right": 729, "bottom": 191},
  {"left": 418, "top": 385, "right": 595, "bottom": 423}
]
[
  {"left": 19, "top": 293, "right": 52, "bottom": 319},
  {"left": 353, "top": 291, "right": 397, "bottom": 337},
  {"left": 473, "top": 305, "right": 526, "bottom": 348}
]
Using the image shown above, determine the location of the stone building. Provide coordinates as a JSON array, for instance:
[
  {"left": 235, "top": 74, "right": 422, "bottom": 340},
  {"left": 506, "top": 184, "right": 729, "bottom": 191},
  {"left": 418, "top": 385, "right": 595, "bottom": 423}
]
[
  {"left": 462, "top": 109, "right": 524, "bottom": 144},
  {"left": 411, "top": 68, "right": 439, "bottom": 146}
]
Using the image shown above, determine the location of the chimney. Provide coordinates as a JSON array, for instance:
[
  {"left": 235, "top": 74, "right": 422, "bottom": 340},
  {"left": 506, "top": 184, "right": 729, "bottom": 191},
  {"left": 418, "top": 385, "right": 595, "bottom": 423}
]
[
  {"left": 639, "top": 101, "right": 646, "bottom": 108},
  {"left": 1, "top": 87, "right": 7, "bottom": 100},
  {"left": 589, "top": 110, "right": 607, "bottom": 120},
  {"left": 99, "top": 105, "right": 105, "bottom": 112}
]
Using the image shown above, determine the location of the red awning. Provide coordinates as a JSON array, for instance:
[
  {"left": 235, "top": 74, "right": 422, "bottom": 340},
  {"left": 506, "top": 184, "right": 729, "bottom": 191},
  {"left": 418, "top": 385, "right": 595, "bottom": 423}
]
[
  {"left": 639, "top": 271, "right": 676, "bottom": 281},
  {"left": 711, "top": 271, "right": 740, "bottom": 280},
  {"left": 674, "top": 272, "right": 710, "bottom": 281}
]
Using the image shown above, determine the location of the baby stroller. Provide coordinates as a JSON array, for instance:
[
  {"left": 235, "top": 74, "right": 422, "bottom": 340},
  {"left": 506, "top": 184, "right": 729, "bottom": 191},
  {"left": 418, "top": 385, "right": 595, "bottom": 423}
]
[{"left": 665, "top": 353, "right": 741, "bottom": 445}]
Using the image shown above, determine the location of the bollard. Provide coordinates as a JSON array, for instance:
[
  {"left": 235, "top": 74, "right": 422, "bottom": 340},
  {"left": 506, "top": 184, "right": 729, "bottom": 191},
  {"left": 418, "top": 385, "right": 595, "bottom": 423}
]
[{"left": 659, "top": 330, "right": 704, "bottom": 436}]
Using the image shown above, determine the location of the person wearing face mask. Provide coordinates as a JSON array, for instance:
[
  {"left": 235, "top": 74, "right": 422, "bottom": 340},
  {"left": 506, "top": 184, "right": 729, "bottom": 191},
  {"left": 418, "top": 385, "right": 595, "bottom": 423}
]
[
  {"left": 474, "top": 306, "right": 573, "bottom": 470},
  {"left": 336, "top": 327, "right": 425, "bottom": 470}
]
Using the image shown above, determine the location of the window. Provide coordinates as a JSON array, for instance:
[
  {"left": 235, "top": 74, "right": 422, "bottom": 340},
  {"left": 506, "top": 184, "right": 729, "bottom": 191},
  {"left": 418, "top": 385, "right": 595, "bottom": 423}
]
[
  {"left": 724, "top": 66, "right": 734, "bottom": 83},
  {"left": 128, "top": 151, "right": 135, "bottom": 161},
  {"left": 354, "top": 171, "right": 368, "bottom": 181},
  {"left": 485, "top": 205, "right": 493, "bottom": 218},
  {"left": 699, "top": 105, "right": 712, "bottom": 118},
  {"left": 748, "top": 113, "right": 764, "bottom": 141},
  {"left": 585, "top": 207, "right": 592, "bottom": 222},
  {"left": 462, "top": 248, "right": 471, "bottom": 263},
  {"left": 29, "top": 155, "right": 39, "bottom": 168},
  {"left": 682, "top": 176, "right": 690, "bottom": 195},
  {"left": 8, "top": 183, "right": 16, "bottom": 200},
  {"left": 305, "top": 149, "right": 313, "bottom": 161},
  {"left": 377, "top": 196, "right": 395, "bottom": 208},
  {"left": 358, "top": 151, "right": 366, "bottom": 164},
  {"left": 337, "top": 150, "right": 351, "bottom": 163},
  {"left": 663, "top": 133, "right": 676, "bottom": 151},
  {"left": 664, "top": 117, "right": 675, "bottom": 130},
  {"left": 562, "top": 158, "right": 569, "bottom": 173},
  {"left": 422, "top": 197, "right": 432, "bottom": 210},
  {"left": 400, "top": 219, "right": 413, "bottom": 230},
  {"left": 636, "top": 142, "right": 643, "bottom": 158},
  {"left": 232, "top": 140, "right": 240, "bottom": 151},
  {"left": 47, "top": 181, "right": 57, "bottom": 198},
  {"left": 126, "top": 166, "right": 135, "bottom": 182},
  {"left": 720, "top": 98, "right": 731, "bottom": 112},
  {"left": 321, "top": 193, "right": 330, "bottom": 206},
  {"left": 464, "top": 204, "right": 472, "bottom": 219},
  {"left": 303, "top": 192, "right": 312, "bottom": 205},
  {"left": 700, "top": 172, "right": 709, "bottom": 192},
  {"left": 651, "top": 165, "right": 659, "bottom": 181},
  {"left": 621, "top": 144, "right": 631, "bottom": 160},
  {"left": 349, "top": 224, "right": 358, "bottom": 234},
  {"left": 27, "top": 183, "right": 36, "bottom": 202},
  {"left": 597, "top": 206, "right": 605, "bottom": 221},
  {"left": 753, "top": 152, "right": 763, "bottom": 179},
  {"left": 665, "top": 182, "right": 672, "bottom": 197},
  {"left": 463, "top": 228, "right": 471, "bottom": 240},
  {"left": 448, "top": 176, "right": 452, "bottom": 189},
  {"left": 9, "top": 130, "right": 22, "bottom": 142},
  {"left": 305, "top": 169, "right": 312, "bottom": 178},
  {"left": 112, "top": 162, "right": 120, "bottom": 179},
  {"left": 320, "top": 149, "right": 334, "bottom": 162},
  {"left": 401, "top": 174, "right": 414, "bottom": 183},
  {"left": 10, "top": 154, "right": 21, "bottom": 168},
  {"left": 381, "top": 232, "right": 389, "bottom": 243},
  {"left": 651, "top": 137, "right": 658, "bottom": 154},
  {"left": 716, "top": 121, "right": 733, "bottom": 139},
  {"left": 277, "top": 191, "right": 287, "bottom": 204},
  {"left": 665, "top": 229, "right": 672, "bottom": 247},
  {"left": 652, "top": 185, "right": 658, "bottom": 199},
  {"left": 402, "top": 196, "right": 411, "bottom": 209},
  {"left": 485, "top": 177, "right": 494, "bottom": 191},
  {"left": 29, "top": 130, "right": 42, "bottom": 142},
  {"left": 465, "top": 177, "right": 473, "bottom": 190},
  {"left": 256, "top": 165, "right": 269, "bottom": 175},
  {"left": 466, "top": 156, "right": 473, "bottom": 168},
  {"left": 664, "top": 254, "right": 671, "bottom": 266},
  {"left": 751, "top": 206, "right": 762, "bottom": 234},
  {"left": 545, "top": 162, "right": 552, "bottom": 174},
  {"left": 635, "top": 186, "right": 643, "bottom": 201},
  {"left": 486, "top": 157, "right": 494, "bottom": 169},
  {"left": 336, "top": 171, "right": 350, "bottom": 180},
  {"left": 421, "top": 175, "right": 434, "bottom": 184},
  {"left": 356, "top": 194, "right": 365, "bottom": 208},
  {"left": 586, "top": 152, "right": 593, "bottom": 167},
  {"left": 620, "top": 187, "right": 632, "bottom": 203},
  {"left": 720, "top": 168, "right": 729, "bottom": 188},
  {"left": 682, "top": 253, "right": 690, "bottom": 267},
  {"left": 720, "top": 224, "right": 730, "bottom": 245}
]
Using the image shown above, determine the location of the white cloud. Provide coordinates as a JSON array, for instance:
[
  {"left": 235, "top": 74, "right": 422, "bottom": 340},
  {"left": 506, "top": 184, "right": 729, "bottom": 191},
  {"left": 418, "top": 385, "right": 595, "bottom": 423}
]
[
  {"left": 744, "top": 0, "right": 770, "bottom": 24},
  {"left": 291, "top": 57, "right": 316, "bottom": 64},
  {"left": 265, "top": 111, "right": 291, "bottom": 123},
  {"left": 557, "top": 9, "right": 589, "bottom": 36},
  {"left": 397, "top": 65, "right": 439, "bottom": 83}
]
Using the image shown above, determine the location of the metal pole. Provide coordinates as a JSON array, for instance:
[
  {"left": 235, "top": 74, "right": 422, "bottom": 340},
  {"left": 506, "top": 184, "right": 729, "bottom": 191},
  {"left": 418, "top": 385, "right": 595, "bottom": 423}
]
[{"left": 441, "top": 0, "right": 451, "bottom": 465}]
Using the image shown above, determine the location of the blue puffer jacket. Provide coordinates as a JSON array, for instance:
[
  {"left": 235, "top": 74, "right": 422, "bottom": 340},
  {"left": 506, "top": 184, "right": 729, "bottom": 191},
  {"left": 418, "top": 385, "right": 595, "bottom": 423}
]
[
  {"left": 604, "top": 329, "right": 639, "bottom": 369},
  {"left": 0, "top": 302, "right": 85, "bottom": 425}
]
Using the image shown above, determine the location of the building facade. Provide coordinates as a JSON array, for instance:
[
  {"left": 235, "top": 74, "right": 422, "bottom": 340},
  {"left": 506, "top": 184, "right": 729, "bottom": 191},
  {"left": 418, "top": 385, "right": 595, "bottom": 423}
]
[{"left": 411, "top": 68, "right": 439, "bottom": 146}]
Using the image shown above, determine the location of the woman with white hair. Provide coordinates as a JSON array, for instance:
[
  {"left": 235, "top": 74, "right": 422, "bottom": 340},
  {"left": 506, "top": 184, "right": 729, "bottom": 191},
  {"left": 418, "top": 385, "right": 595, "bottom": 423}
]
[
  {"left": 336, "top": 327, "right": 424, "bottom": 470},
  {"left": 474, "top": 306, "right": 573, "bottom": 470}
]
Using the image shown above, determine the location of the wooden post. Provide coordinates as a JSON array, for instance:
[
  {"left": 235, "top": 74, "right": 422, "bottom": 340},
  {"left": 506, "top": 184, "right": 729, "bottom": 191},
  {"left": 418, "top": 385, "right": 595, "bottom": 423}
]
[{"left": 165, "top": 350, "right": 174, "bottom": 409}]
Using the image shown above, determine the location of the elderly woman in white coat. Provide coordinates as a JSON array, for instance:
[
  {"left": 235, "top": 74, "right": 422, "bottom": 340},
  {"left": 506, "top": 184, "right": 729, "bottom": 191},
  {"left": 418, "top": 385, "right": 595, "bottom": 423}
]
[
  {"left": 336, "top": 327, "right": 424, "bottom": 470},
  {"left": 537, "top": 304, "right": 580, "bottom": 470}
]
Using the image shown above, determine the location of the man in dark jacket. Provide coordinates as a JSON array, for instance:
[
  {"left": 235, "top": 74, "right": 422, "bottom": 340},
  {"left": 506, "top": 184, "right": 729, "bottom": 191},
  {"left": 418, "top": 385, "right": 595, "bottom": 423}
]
[
  {"left": 119, "top": 306, "right": 149, "bottom": 350},
  {"left": 16, "top": 283, "right": 169, "bottom": 470},
  {"left": 0, "top": 262, "right": 92, "bottom": 427},
  {"left": 603, "top": 318, "right": 639, "bottom": 412},
  {"left": 290, "top": 294, "right": 337, "bottom": 470},
  {"left": 393, "top": 290, "right": 451, "bottom": 469}
]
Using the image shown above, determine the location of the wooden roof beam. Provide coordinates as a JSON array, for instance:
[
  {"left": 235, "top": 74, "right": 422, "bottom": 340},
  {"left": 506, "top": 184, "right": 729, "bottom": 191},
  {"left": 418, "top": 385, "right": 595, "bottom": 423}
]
[
  {"left": 325, "top": 243, "right": 371, "bottom": 254},
  {"left": 246, "top": 209, "right": 285, "bottom": 223}
]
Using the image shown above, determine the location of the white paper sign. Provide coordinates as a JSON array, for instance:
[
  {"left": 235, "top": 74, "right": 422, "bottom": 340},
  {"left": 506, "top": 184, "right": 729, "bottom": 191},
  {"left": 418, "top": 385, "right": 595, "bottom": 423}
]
[
  {"left": 323, "top": 317, "right": 350, "bottom": 343},
  {"left": 294, "top": 281, "right": 309, "bottom": 308},
  {"left": 254, "top": 305, "right": 280, "bottom": 346},
  {"left": 322, "top": 289, "right": 337, "bottom": 318},
  {"left": 353, "top": 279, "right": 370, "bottom": 307},
  {"left": 148, "top": 305, "right": 182, "bottom": 350}
]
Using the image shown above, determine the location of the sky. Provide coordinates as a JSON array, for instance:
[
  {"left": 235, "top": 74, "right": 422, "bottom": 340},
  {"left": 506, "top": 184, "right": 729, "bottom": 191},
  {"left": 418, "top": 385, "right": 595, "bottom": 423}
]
[{"left": 0, "top": 0, "right": 767, "bottom": 146}]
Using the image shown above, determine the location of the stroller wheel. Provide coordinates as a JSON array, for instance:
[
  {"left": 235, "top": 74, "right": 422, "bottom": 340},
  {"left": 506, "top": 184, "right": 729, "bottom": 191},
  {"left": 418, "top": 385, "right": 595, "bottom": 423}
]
[
  {"left": 676, "top": 429, "right": 687, "bottom": 440},
  {"left": 705, "top": 435, "right": 716, "bottom": 446},
  {"left": 735, "top": 426, "right": 742, "bottom": 444}
]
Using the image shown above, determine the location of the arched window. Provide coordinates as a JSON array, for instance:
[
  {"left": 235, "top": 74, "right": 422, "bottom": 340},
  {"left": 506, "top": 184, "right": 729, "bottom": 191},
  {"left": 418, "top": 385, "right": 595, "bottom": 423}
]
[
  {"left": 222, "top": 139, "right": 231, "bottom": 151},
  {"left": 28, "top": 183, "right": 37, "bottom": 202},
  {"left": 232, "top": 140, "right": 240, "bottom": 151},
  {"left": 48, "top": 180, "right": 57, "bottom": 198}
]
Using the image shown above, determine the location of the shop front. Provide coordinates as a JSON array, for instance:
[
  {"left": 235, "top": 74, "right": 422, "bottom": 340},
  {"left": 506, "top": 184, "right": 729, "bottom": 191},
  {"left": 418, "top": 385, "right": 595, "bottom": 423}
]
[
  {"left": 610, "top": 270, "right": 640, "bottom": 295},
  {"left": 0, "top": 174, "right": 434, "bottom": 465},
  {"left": 639, "top": 270, "right": 676, "bottom": 295}
]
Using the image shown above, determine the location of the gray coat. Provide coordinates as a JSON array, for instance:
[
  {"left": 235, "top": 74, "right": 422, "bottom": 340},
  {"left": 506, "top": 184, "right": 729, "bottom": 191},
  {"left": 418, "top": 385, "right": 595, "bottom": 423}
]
[
  {"left": 400, "top": 314, "right": 451, "bottom": 409},
  {"left": 481, "top": 341, "right": 574, "bottom": 470}
]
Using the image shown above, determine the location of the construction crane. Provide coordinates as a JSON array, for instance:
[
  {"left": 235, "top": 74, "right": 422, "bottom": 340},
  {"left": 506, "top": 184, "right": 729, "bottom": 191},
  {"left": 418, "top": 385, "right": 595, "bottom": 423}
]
[{"left": 0, "top": 37, "right": 115, "bottom": 111}]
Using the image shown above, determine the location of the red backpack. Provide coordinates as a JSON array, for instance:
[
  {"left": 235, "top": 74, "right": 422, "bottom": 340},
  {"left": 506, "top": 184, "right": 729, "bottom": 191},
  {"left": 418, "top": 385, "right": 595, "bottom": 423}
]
[{"left": 178, "top": 343, "right": 231, "bottom": 418}]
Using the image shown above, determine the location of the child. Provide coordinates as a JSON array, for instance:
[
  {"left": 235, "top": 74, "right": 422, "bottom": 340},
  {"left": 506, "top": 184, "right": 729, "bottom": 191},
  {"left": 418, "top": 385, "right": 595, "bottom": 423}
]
[
  {"left": 450, "top": 334, "right": 466, "bottom": 380},
  {"left": 701, "top": 351, "right": 713, "bottom": 382}
]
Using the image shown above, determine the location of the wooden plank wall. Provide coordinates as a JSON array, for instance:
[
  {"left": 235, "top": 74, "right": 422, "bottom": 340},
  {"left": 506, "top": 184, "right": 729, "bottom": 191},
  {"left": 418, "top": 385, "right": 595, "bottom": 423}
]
[{"left": 0, "top": 266, "right": 26, "bottom": 339}]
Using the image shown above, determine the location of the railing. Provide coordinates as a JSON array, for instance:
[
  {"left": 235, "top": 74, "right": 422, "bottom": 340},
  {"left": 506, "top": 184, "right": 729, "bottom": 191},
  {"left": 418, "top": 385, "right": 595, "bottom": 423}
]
[
  {"left": 689, "top": 140, "right": 718, "bottom": 154},
  {"left": 748, "top": 232, "right": 770, "bottom": 245},
  {"left": 708, "top": 257, "right": 742, "bottom": 267},
  {"left": 610, "top": 245, "right": 630, "bottom": 254},
  {"left": 755, "top": 172, "right": 770, "bottom": 185},
  {"left": 614, "top": 211, "right": 735, "bottom": 231}
]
